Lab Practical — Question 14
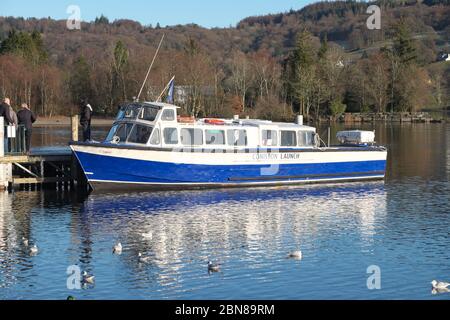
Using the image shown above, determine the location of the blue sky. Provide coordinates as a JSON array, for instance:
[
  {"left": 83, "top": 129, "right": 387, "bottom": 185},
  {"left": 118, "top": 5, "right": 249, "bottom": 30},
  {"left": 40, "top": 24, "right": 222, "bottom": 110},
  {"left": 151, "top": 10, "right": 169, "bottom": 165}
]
[{"left": 1, "top": 0, "right": 313, "bottom": 28}]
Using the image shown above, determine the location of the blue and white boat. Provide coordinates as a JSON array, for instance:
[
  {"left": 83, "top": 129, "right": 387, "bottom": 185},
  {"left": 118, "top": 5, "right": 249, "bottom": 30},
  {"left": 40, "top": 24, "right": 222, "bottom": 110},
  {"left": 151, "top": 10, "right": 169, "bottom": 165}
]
[{"left": 70, "top": 102, "right": 387, "bottom": 191}]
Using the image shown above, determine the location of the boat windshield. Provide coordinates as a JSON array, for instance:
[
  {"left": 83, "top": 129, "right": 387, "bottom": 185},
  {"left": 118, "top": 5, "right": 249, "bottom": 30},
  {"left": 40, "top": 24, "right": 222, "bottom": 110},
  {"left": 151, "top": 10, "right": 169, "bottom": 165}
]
[
  {"left": 115, "top": 106, "right": 125, "bottom": 120},
  {"left": 138, "top": 105, "right": 160, "bottom": 122},
  {"left": 105, "top": 122, "right": 134, "bottom": 143},
  {"left": 115, "top": 104, "right": 142, "bottom": 120}
]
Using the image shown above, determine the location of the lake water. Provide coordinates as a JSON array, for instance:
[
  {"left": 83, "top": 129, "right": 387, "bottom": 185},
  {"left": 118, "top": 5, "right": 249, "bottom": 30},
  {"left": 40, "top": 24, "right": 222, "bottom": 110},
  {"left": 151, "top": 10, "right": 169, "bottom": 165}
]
[{"left": 0, "top": 122, "right": 449, "bottom": 300}]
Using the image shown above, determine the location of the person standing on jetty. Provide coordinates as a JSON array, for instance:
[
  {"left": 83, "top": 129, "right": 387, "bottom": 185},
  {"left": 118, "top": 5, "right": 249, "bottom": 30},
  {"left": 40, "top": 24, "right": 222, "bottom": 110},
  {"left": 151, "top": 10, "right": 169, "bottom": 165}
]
[
  {"left": 17, "top": 103, "right": 37, "bottom": 153},
  {"left": 79, "top": 98, "right": 93, "bottom": 142},
  {"left": 0, "top": 98, "right": 15, "bottom": 152},
  {"left": 7, "top": 102, "right": 18, "bottom": 152},
  {"left": 7, "top": 103, "right": 18, "bottom": 126},
  {"left": 0, "top": 97, "right": 14, "bottom": 124}
]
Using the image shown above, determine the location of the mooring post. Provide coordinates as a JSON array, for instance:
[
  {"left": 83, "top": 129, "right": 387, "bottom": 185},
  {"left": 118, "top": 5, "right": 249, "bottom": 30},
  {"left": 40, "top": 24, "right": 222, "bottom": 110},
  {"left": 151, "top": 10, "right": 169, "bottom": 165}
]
[
  {"left": 0, "top": 117, "right": 4, "bottom": 158},
  {"left": 0, "top": 117, "right": 11, "bottom": 191},
  {"left": 71, "top": 115, "right": 79, "bottom": 142},
  {"left": 327, "top": 127, "right": 331, "bottom": 147},
  {"left": 0, "top": 117, "right": 5, "bottom": 190}
]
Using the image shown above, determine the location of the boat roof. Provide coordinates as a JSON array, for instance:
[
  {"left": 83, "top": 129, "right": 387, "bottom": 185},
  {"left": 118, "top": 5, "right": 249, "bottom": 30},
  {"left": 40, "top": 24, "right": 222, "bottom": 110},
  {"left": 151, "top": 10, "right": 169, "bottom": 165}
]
[
  {"left": 131, "top": 101, "right": 315, "bottom": 130},
  {"left": 142, "top": 101, "right": 180, "bottom": 109},
  {"left": 239, "top": 119, "right": 314, "bottom": 129},
  {"left": 191, "top": 119, "right": 315, "bottom": 130}
]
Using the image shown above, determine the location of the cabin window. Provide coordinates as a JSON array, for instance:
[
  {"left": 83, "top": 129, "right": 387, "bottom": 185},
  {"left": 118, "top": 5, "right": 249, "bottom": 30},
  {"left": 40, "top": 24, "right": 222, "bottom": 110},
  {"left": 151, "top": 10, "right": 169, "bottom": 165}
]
[
  {"left": 298, "top": 131, "right": 314, "bottom": 147},
  {"left": 180, "top": 128, "right": 203, "bottom": 146},
  {"left": 227, "top": 129, "right": 247, "bottom": 146},
  {"left": 149, "top": 128, "right": 161, "bottom": 145},
  {"left": 163, "top": 128, "right": 178, "bottom": 145},
  {"left": 205, "top": 130, "right": 225, "bottom": 145},
  {"left": 161, "top": 109, "right": 175, "bottom": 121},
  {"left": 261, "top": 130, "right": 278, "bottom": 146},
  {"left": 280, "top": 130, "right": 297, "bottom": 147},
  {"left": 123, "top": 104, "right": 141, "bottom": 119},
  {"left": 108, "top": 123, "right": 133, "bottom": 143},
  {"left": 139, "top": 106, "right": 159, "bottom": 122},
  {"left": 127, "top": 124, "right": 153, "bottom": 144}
]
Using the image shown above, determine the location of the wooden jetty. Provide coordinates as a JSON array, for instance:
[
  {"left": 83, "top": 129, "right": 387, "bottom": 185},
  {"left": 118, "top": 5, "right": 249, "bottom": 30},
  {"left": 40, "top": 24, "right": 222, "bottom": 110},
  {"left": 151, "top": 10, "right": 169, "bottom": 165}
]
[
  {"left": 0, "top": 116, "right": 88, "bottom": 192},
  {"left": 317, "top": 112, "right": 444, "bottom": 124}
]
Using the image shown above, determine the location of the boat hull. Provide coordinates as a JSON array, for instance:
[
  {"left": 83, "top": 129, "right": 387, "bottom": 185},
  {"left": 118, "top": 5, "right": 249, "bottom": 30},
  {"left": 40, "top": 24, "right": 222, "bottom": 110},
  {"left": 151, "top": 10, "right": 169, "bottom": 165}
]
[{"left": 70, "top": 143, "right": 387, "bottom": 191}]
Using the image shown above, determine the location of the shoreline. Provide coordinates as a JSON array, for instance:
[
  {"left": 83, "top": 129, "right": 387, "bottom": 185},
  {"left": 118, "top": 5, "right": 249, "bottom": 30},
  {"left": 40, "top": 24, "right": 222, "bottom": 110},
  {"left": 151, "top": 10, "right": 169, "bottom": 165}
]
[
  {"left": 32, "top": 111, "right": 449, "bottom": 127},
  {"left": 34, "top": 116, "right": 114, "bottom": 127},
  {"left": 312, "top": 111, "right": 449, "bottom": 124}
]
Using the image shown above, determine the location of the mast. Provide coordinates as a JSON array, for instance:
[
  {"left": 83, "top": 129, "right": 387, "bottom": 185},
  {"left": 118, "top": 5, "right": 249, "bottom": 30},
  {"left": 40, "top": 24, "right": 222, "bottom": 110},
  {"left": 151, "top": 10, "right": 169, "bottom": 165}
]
[{"left": 136, "top": 34, "right": 165, "bottom": 101}]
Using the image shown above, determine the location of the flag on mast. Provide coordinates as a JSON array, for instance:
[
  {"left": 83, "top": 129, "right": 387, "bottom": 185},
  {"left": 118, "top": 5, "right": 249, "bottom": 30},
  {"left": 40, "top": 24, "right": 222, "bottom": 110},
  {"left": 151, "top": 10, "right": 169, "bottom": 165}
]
[{"left": 166, "top": 76, "right": 175, "bottom": 104}]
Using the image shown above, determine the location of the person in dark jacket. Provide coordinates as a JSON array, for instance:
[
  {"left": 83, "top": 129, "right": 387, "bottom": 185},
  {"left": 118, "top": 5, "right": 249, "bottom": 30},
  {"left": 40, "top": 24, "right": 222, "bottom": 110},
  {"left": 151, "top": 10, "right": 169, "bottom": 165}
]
[
  {"left": 17, "top": 103, "right": 37, "bottom": 153},
  {"left": 0, "top": 97, "right": 14, "bottom": 124},
  {"left": 79, "top": 98, "right": 93, "bottom": 141}
]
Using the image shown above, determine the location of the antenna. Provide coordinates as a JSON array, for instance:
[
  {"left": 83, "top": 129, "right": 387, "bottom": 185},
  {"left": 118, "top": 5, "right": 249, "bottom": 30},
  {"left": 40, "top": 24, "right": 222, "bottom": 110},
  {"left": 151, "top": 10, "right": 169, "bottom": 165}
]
[{"left": 137, "top": 34, "right": 165, "bottom": 101}]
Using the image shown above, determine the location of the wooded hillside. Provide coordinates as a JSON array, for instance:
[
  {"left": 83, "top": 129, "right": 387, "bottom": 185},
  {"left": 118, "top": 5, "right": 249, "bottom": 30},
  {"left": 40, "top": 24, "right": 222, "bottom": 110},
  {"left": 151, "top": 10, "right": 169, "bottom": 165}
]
[{"left": 0, "top": 0, "right": 449, "bottom": 119}]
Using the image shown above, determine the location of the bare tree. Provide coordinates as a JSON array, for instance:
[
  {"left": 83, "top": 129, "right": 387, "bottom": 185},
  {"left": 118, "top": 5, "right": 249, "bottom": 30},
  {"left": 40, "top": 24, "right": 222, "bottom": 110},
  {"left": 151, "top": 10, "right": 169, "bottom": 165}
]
[
  {"left": 365, "top": 53, "right": 389, "bottom": 113},
  {"left": 229, "top": 51, "right": 252, "bottom": 113}
]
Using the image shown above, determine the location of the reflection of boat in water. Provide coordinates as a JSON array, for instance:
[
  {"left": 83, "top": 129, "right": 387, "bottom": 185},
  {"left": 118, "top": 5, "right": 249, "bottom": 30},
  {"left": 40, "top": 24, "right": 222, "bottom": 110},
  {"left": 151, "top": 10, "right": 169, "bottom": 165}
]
[
  {"left": 81, "top": 183, "right": 387, "bottom": 276},
  {"left": 84, "top": 182, "right": 385, "bottom": 215},
  {"left": 70, "top": 102, "right": 387, "bottom": 191}
]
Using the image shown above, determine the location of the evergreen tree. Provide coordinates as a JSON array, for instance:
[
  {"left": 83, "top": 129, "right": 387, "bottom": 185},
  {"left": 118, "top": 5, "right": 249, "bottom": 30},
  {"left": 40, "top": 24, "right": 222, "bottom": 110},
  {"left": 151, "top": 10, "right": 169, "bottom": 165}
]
[
  {"left": 112, "top": 41, "right": 129, "bottom": 103},
  {"left": 393, "top": 22, "right": 417, "bottom": 65},
  {"left": 0, "top": 29, "right": 47, "bottom": 65},
  {"left": 329, "top": 98, "right": 346, "bottom": 116},
  {"left": 423, "top": 0, "right": 450, "bottom": 5},
  {"left": 69, "top": 56, "right": 93, "bottom": 106},
  {"left": 30, "top": 30, "right": 48, "bottom": 63},
  {"left": 318, "top": 34, "right": 328, "bottom": 60},
  {"left": 386, "top": 21, "right": 426, "bottom": 112},
  {"left": 285, "top": 30, "right": 317, "bottom": 116},
  {"left": 291, "top": 30, "right": 315, "bottom": 67},
  {"left": 95, "top": 14, "right": 109, "bottom": 25}
]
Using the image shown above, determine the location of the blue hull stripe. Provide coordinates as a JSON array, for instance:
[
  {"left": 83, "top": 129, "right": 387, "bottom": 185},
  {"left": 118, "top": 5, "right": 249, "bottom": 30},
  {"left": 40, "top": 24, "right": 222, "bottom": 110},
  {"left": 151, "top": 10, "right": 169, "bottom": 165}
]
[{"left": 74, "top": 151, "right": 386, "bottom": 185}]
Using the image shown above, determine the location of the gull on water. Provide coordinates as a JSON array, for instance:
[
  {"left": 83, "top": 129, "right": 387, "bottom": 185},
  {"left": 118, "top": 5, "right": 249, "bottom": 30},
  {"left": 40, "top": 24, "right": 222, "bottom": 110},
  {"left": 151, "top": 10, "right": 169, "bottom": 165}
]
[
  {"left": 287, "top": 250, "right": 302, "bottom": 260},
  {"left": 29, "top": 244, "right": 38, "bottom": 255},
  {"left": 113, "top": 242, "right": 122, "bottom": 254},
  {"left": 138, "top": 252, "right": 151, "bottom": 263},
  {"left": 431, "top": 280, "right": 450, "bottom": 290},
  {"left": 22, "top": 237, "right": 29, "bottom": 247},
  {"left": 208, "top": 261, "right": 221, "bottom": 272},
  {"left": 82, "top": 271, "right": 95, "bottom": 284}
]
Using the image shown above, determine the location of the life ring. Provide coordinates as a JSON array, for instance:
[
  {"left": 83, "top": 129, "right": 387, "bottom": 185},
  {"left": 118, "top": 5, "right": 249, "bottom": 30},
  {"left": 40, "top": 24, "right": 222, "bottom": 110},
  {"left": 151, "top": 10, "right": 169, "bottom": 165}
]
[
  {"left": 205, "top": 118, "right": 225, "bottom": 125},
  {"left": 111, "top": 136, "right": 120, "bottom": 144},
  {"left": 177, "top": 116, "right": 195, "bottom": 123}
]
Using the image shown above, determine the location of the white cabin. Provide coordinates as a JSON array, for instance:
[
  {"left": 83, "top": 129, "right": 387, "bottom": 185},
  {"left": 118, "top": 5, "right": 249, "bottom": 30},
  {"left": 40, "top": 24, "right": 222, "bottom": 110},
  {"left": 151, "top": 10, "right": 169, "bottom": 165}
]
[{"left": 105, "top": 102, "right": 317, "bottom": 149}]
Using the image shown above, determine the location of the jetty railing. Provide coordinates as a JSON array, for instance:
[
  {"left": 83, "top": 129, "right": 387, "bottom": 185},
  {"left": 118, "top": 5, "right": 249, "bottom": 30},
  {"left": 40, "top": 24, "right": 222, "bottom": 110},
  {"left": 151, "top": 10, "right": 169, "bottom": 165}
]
[
  {"left": 0, "top": 116, "right": 88, "bottom": 192},
  {"left": 4, "top": 125, "right": 27, "bottom": 155}
]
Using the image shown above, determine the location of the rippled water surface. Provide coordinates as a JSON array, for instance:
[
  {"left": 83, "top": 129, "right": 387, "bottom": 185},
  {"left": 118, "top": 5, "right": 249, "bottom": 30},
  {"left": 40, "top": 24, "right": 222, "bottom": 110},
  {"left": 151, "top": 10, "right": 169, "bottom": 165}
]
[{"left": 1, "top": 123, "right": 449, "bottom": 299}]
